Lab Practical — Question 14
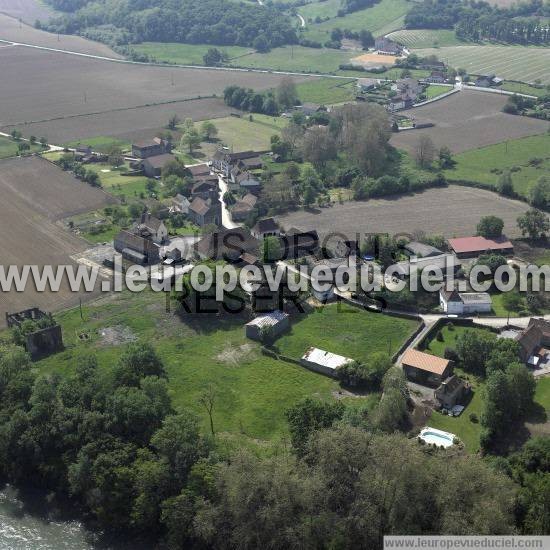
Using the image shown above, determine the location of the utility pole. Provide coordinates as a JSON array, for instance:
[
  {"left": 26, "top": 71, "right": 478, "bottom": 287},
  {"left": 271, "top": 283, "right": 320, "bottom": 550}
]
[{"left": 79, "top": 298, "right": 83, "bottom": 320}]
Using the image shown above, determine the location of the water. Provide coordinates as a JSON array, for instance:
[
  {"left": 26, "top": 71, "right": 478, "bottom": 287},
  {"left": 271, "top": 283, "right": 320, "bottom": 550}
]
[{"left": 0, "top": 486, "right": 93, "bottom": 550}]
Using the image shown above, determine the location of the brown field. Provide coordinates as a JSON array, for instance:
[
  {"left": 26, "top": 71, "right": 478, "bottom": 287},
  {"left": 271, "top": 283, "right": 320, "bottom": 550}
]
[
  {"left": 391, "top": 90, "right": 549, "bottom": 154},
  {"left": 0, "top": 45, "right": 312, "bottom": 143},
  {"left": 351, "top": 52, "right": 398, "bottom": 67},
  {"left": 0, "top": 0, "right": 52, "bottom": 24},
  {"left": 0, "top": 13, "right": 122, "bottom": 57},
  {"left": 276, "top": 185, "right": 529, "bottom": 240},
  {"left": 0, "top": 156, "right": 115, "bottom": 323}
]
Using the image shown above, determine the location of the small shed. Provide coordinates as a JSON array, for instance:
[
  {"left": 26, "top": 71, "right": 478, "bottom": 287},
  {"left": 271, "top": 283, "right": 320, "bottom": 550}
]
[
  {"left": 300, "top": 347, "right": 354, "bottom": 378},
  {"left": 245, "top": 310, "right": 290, "bottom": 342}
]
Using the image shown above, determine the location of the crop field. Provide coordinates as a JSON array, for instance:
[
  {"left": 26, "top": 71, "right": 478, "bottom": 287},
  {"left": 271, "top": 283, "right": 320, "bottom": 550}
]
[
  {"left": 390, "top": 90, "right": 549, "bottom": 154},
  {"left": 0, "top": 156, "right": 115, "bottom": 322},
  {"left": 273, "top": 303, "right": 418, "bottom": 363},
  {"left": 38, "top": 290, "right": 341, "bottom": 442},
  {"left": 0, "top": 0, "right": 53, "bottom": 24},
  {"left": 386, "top": 29, "right": 465, "bottom": 49},
  {"left": 443, "top": 134, "right": 550, "bottom": 199},
  {"left": 277, "top": 185, "right": 529, "bottom": 239},
  {"left": 414, "top": 45, "right": 550, "bottom": 85},
  {"left": 0, "top": 13, "right": 122, "bottom": 57},
  {"left": 300, "top": 0, "right": 412, "bottom": 43}
]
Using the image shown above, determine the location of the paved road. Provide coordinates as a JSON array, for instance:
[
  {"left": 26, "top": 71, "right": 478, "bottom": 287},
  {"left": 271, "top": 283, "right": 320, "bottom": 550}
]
[{"left": 217, "top": 174, "right": 241, "bottom": 229}]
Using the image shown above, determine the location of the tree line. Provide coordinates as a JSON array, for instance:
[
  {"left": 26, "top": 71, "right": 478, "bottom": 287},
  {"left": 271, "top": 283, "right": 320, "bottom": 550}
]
[{"left": 40, "top": 0, "right": 297, "bottom": 50}]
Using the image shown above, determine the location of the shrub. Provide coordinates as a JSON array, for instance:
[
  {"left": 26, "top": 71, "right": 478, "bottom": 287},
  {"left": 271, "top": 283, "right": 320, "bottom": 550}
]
[
  {"left": 469, "top": 413, "right": 478, "bottom": 423},
  {"left": 436, "top": 331, "right": 443, "bottom": 342}
]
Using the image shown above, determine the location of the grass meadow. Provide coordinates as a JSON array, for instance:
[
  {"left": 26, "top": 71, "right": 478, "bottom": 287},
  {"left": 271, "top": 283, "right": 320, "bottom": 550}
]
[
  {"left": 0, "top": 136, "right": 43, "bottom": 159},
  {"left": 386, "top": 29, "right": 465, "bottom": 49}
]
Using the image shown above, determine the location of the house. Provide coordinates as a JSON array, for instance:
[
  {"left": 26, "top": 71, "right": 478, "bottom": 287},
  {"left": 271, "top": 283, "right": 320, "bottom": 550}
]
[
  {"left": 195, "top": 227, "right": 260, "bottom": 261},
  {"left": 187, "top": 163, "right": 211, "bottom": 178},
  {"left": 374, "top": 36, "right": 402, "bottom": 55},
  {"left": 251, "top": 218, "right": 280, "bottom": 239},
  {"left": 392, "top": 78, "right": 423, "bottom": 97},
  {"left": 114, "top": 230, "right": 160, "bottom": 265},
  {"left": 448, "top": 235, "right": 514, "bottom": 258},
  {"left": 172, "top": 194, "right": 190, "bottom": 214},
  {"left": 188, "top": 197, "right": 221, "bottom": 227},
  {"left": 132, "top": 138, "right": 172, "bottom": 159},
  {"left": 439, "top": 288, "right": 492, "bottom": 314},
  {"left": 434, "top": 375, "right": 469, "bottom": 409},
  {"left": 516, "top": 318, "right": 550, "bottom": 365},
  {"left": 212, "top": 149, "right": 263, "bottom": 177},
  {"left": 295, "top": 103, "right": 327, "bottom": 117},
  {"left": 191, "top": 180, "right": 218, "bottom": 201},
  {"left": 424, "top": 71, "right": 447, "bottom": 84},
  {"left": 136, "top": 213, "right": 168, "bottom": 244},
  {"left": 357, "top": 78, "right": 379, "bottom": 92},
  {"left": 75, "top": 144, "right": 92, "bottom": 155},
  {"left": 402, "top": 348, "right": 453, "bottom": 386},
  {"left": 387, "top": 94, "right": 415, "bottom": 112},
  {"left": 474, "top": 74, "right": 503, "bottom": 88},
  {"left": 419, "top": 59, "right": 446, "bottom": 70},
  {"left": 245, "top": 310, "right": 290, "bottom": 342},
  {"left": 230, "top": 170, "right": 262, "bottom": 194},
  {"left": 404, "top": 241, "right": 443, "bottom": 258},
  {"left": 231, "top": 193, "right": 257, "bottom": 222},
  {"left": 142, "top": 153, "right": 175, "bottom": 178},
  {"left": 237, "top": 156, "right": 263, "bottom": 172},
  {"left": 301, "top": 347, "right": 354, "bottom": 378}
]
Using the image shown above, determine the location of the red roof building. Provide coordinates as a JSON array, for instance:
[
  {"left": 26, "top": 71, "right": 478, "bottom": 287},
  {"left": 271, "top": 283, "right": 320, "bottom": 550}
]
[{"left": 448, "top": 235, "right": 513, "bottom": 258}]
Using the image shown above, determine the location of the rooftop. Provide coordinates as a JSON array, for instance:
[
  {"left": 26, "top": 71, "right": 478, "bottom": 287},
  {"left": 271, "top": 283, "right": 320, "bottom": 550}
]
[
  {"left": 448, "top": 235, "right": 513, "bottom": 255},
  {"left": 402, "top": 348, "right": 450, "bottom": 376},
  {"left": 143, "top": 153, "right": 174, "bottom": 169},
  {"left": 301, "top": 347, "right": 354, "bottom": 371},
  {"left": 246, "top": 310, "right": 289, "bottom": 328}
]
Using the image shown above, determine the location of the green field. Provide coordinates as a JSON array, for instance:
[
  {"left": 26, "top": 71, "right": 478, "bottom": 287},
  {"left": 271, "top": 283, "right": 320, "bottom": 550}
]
[
  {"left": 85, "top": 162, "right": 151, "bottom": 199},
  {"left": 300, "top": 0, "right": 412, "bottom": 43},
  {"left": 37, "top": 290, "right": 341, "bottom": 442},
  {"left": 63, "top": 136, "right": 131, "bottom": 154},
  {"left": 193, "top": 114, "right": 287, "bottom": 153},
  {"left": 273, "top": 303, "right": 418, "bottom": 363},
  {"left": 499, "top": 81, "right": 549, "bottom": 97},
  {"left": 386, "top": 29, "right": 465, "bottom": 49},
  {"left": 132, "top": 42, "right": 252, "bottom": 65},
  {"left": 444, "top": 134, "right": 550, "bottom": 198},
  {"left": 0, "top": 136, "right": 43, "bottom": 159},
  {"left": 415, "top": 45, "right": 550, "bottom": 85},
  {"left": 424, "top": 84, "right": 453, "bottom": 99},
  {"left": 295, "top": 78, "right": 357, "bottom": 104}
]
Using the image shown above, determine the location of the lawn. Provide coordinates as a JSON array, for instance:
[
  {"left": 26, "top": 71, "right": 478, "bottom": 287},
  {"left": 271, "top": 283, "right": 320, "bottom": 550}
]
[
  {"left": 500, "top": 81, "right": 549, "bottom": 97},
  {"left": 443, "top": 134, "right": 550, "bottom": 198},
  {"left": 414, "top": 45, "right": 550, "bottom": 85},
  {"left": 295, "top": 78, "right": 357, "bottom": 104},
  {"left": 131, "top": 43, "right": 252, "bottom": 65},
  {"left": 37, "top": 290, "right": 340, "bottom": 442},
  {"left": 301, "top": 0, "right": 412, "bottom": 43},
  {"left": 85, "top": 162, "right": 151, "bottom": 199},
  {"left": 386, "top": 29, "right": 465, "bottom": 49},
  {"left": 424, "top": 84, "right": 453, "bottom": 99},
  {"left": 193, "top": 114, "right": 287, "bottom": 153},
  {"left": 0, "top": 136, "right": 43, "bottom": 159},
  {"left": 63, "top": 136, "right": 131, "bottom": 154},
  {"left": 273, "top": 303, "right": 419, "bottom": 363}
]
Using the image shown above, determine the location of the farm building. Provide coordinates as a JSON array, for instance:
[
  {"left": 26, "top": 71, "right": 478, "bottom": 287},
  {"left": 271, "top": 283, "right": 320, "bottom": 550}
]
[
  {"left": 402, "top": 348, "right": 453, "bottom": 386},
  {"left": 439, "top": 288, "right": 492, "bottom": 314},
  {"left": 374, "top": 36, "right": 402, "bottom": 55},
  {"left": 212, "top": 149, "right": 265, "bottom": 177},
  {"left": 230, "top": 170, "right": 262, "bottom": 193},
  {"left": 172, "top": 194, "right": 190, "bottom": 214},
  {"left": 132, "top": 138, "right": 172, "bottom": 159},
  {"left": 191, "top": 179, "right": 218, "bottom": 201},
  {"left": 448, "top": 235, "right": 514, "bottom": 258},
  {"left": 357, "top": 78, "right": 379, "bottom": 92},
  {"left": 424, "top": 71, "right": 448, "bottom": 84},
  {"left": 434, "top": 375, "right": 469, "bottom": 409},
  {"left": 142, "top": 153, "right": 175, "bottom": 178},
  {"left": 294, "top": 103, "right": 327, "bottom": 117},
  {"left": 187, "top": 163, "right": 211, "bottom": 178},
  {"left": 392, "top": 78, "right": 423, "bottom": 97},
  {"left": 516, "top": 318, "right": 550, "bottom": 365},
  {"left": 188, "top": 197, "right": 221, "bottom": 227},
  {"left": 245, "top": 310, "right": 290, "bottom": 342},
  {"left": 237, "top": 156, "right": 263, "bottom": 171},
  {"left": 474, "top": 74, "right": 503, "bottom": 88},
  {"left": 404, "top": 241, "right": 443, "bottom": 258},
  {"left": 387, "top": 94, "right": 415, "bottom": 112},
  {"left": 390, "top": 253, "right": 459, "bottom": 280},
  {"left": 301, "top": 347, "right": 354, "bottom": 378},
  {"left": 195, "top": 227, "right": 260, "bottom": 261},
  {"left": 114, "top": 230, "right": 160, "bottom": 265},
  {"left": 251, "top": 218, "right": 281, "bottom": 239},
  {"left": 136, "top": 213, "right": 168, "bottom": 245}
]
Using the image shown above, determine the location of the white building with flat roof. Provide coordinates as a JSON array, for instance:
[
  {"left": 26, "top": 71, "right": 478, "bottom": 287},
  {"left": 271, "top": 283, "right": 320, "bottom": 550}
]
[{"left": 300, "top": 347, "right": 354, "bottom": 378}]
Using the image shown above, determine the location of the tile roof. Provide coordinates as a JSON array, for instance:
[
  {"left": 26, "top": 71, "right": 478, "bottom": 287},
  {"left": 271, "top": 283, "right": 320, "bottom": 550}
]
[
  {"left": 402, "top": 349, "right": 450, "bottom": 376},
  {"left": 448, "top": 235, "right": 513, "bottom": 255}
]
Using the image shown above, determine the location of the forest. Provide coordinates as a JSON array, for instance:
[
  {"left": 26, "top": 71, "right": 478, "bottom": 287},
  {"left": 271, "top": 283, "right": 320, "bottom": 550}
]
[
  {"left": 405, "top": 0, "right": 550, "bottom": 44},
  {"left": 40, "top": 0, "right": 298, "bottom": 49}
]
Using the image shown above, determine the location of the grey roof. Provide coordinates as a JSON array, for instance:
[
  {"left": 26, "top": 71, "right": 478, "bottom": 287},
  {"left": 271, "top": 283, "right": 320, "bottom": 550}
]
[
  {"left": 143, "top": 153, "right": 175, "bottom": 169},
  {"left": 253, "top": 218, "right": 279, "bottom": 234},
  {"left": 246, "top": 310, "right": 289, "bottom": 328},
  {"left": 189, "top": 197, "right": 211, "bottom": 216},
  {"left": 459, "top": 292, "right": 492, "bottom": 304},
  {"left": 404, "top": 241, "right": 443, "bottom": 258}
]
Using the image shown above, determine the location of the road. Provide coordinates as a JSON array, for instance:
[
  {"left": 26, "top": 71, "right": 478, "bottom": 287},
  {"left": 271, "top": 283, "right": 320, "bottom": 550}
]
[{"left": 217, "top": 174, "right": 241, "bottom": 229}]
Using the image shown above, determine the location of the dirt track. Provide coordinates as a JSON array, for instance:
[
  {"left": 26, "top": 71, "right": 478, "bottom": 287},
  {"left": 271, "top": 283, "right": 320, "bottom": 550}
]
[
  {"left": 276, "top": 185, "right": 529, "bottom": 240},
  {"left": 390, "top": 90, "right": 549, "bottom": 154},
  {"left": 0, "top": 156, "right": 114, "bottom": 322}
]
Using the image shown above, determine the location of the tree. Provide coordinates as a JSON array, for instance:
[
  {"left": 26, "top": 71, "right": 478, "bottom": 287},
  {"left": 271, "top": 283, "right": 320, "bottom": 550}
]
[
  {"left": 518, "top": 209, "right": 550, "bottom": 240},
  {"left": 114, "top": 342, "right": 166, "bottom": 387},
  {"left": 167, "top": 114, "right": 180, "bottom": 131},
  {"left": 180, "top": 128, "right": 202, "bottom": 154},
  {"left": 530, "top": 176, "right": 550, "bottom": 209},
  {"left": 477, "top": 215, "right": 504, "bottom": 238},
  {"left": 498, "top": 171, "right": 514, "bottom": 196},
  {"left": 414, "top": 135, "right": 436, "bottom": 168},
  {"left": 359, "top": 29, "right": 374, "bottom": 48},
  {"left": 29, "top": 135, "right": 37, "bottom": 144},
  {"left": 200, "top": 121, "right": 218, "bottom": 141},
  {"left": 262, "top": 235, "right": 282, "bottom": 263},
  {"left": 276, "top": 77, "right": 298, "bottom": 110},
  {"left": 301, "top": 125, "right": 337, "bottom": 169},
  {"left": 39, "top": 137, "right": 48, "bottom": 148},
  {"left": 108, "top": 145, "right": 124, "bottom": 168},
  {"left": 438, "top": 146, "right": 454, "bottom": 169},
  {"left": 203, "top": 47, "right": 227, "bottom": 66},
  {"left": 455, "top": 329, "right": 498, "bottom": 375},
  {"left": 199, "top": 384, "right": 217, "bottom": 437}
]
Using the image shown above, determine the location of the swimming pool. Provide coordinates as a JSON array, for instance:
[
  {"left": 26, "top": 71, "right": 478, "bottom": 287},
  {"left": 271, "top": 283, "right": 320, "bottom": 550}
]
[{"left": 419, "top": 427, "right": 455, "bottom": 448}]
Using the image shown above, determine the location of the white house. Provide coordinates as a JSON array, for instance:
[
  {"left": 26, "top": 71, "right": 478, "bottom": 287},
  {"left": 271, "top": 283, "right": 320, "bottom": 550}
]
[
  {"left": 440, "top": 288, "right": 492, "bottom": 314},
  {"left": 300, "top": 347, "right": 354, "bottom": 378}
]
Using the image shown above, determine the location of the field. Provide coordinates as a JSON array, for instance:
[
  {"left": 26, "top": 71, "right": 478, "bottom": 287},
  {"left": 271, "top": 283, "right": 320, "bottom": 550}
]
[
  {"left": 0, "top": 135, "right": 43, "bottom": 158},
  {"left": 386, "top": 29, "right": 465, "bottom": 49},
  {"left": 0, "top": 156, "right": 115, "bottom": 321},
  {"left": 273, "top": 303, "right": 419, "bottom": 363},
  {"left": 0, "top": 46, "right": 314, "bottom": 144},
  {"left": 424, "top": 84, "right": 453, "bottom": 99},
  {"left": 0, "top": 0, "right": 53, "bottom": 24},
  {"left": 350, "top": 52, "right": 398, "bottom": 67},
  {"left": 63, "top": 136, "right": 131, "bottom": 153},
  {"left": 300, "top": 0, "right": 412, "bottom": 44},
  {"left": 37, "top": 289, "right": 341, "bottom": 442},
  {"left": 414, "top": 45, "right": 550, "bottom": 85},
  {"left": 390, "top": 90, "right": 549, "bottom": 154},
  {"left": 499, "top": 81, "right": 549, "bottom": 97},
  {"left": 443, "top": 134, "right": 550, "bottom": 199},
  {"left": 277, "top": 185, "right": 529, "bottom": 239},
  {"left": 295, "top": 78, "right": 357, "bottom": 104}
]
